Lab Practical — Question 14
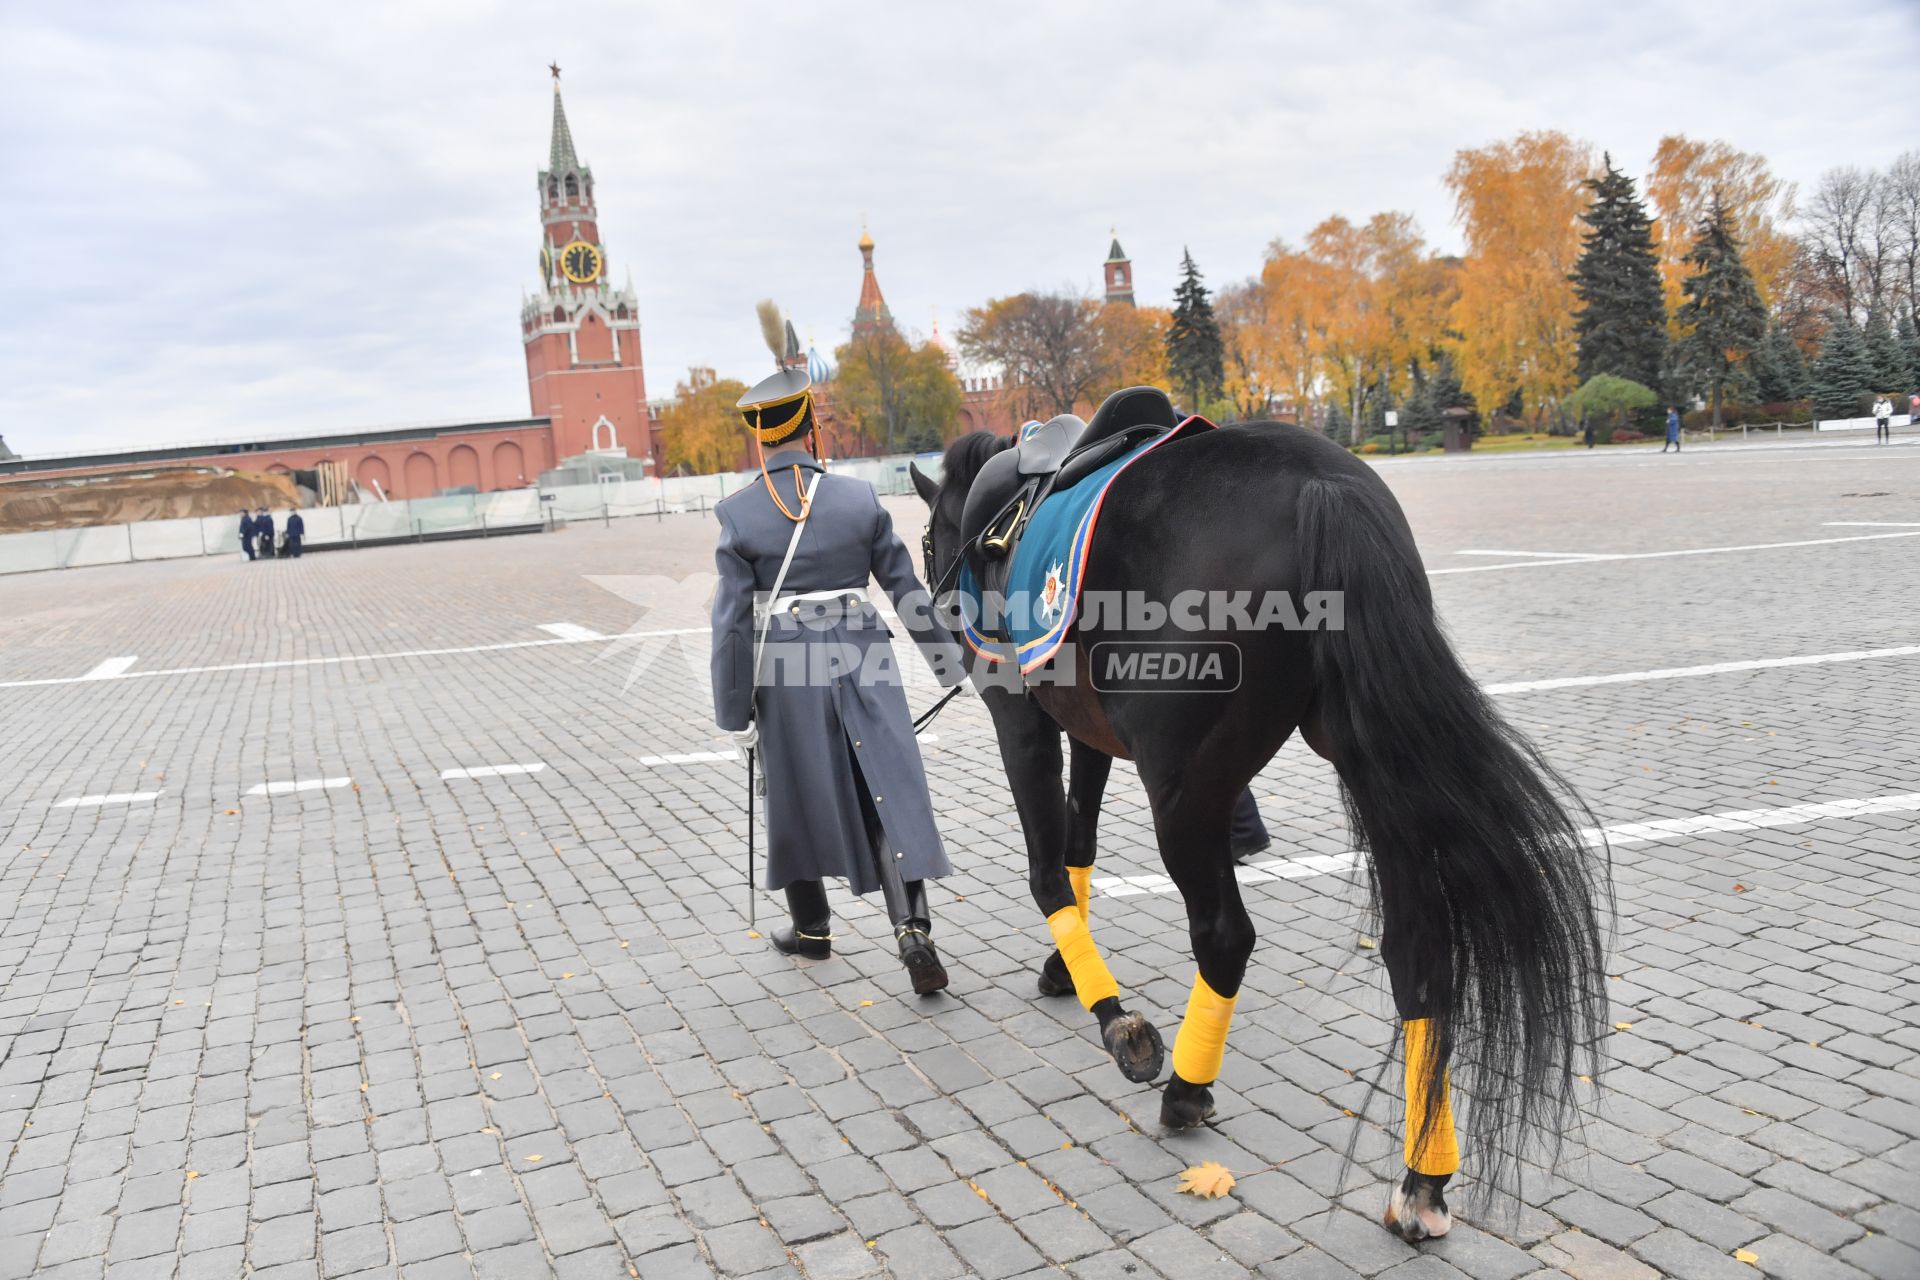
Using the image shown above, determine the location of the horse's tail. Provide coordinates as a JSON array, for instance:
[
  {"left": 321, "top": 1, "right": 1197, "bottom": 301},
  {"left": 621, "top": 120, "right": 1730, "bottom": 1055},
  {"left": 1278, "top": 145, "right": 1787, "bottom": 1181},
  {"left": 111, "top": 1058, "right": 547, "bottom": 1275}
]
[{"left": 1295, "top": 469, "right": 1609, "bottom": 1204}]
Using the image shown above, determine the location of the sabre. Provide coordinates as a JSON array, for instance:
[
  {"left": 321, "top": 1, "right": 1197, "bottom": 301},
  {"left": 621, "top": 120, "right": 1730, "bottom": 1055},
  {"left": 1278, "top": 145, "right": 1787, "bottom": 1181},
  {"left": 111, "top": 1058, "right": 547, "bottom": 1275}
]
[{"left": 745, "top": 746, "right": 756, "bottom": 930}]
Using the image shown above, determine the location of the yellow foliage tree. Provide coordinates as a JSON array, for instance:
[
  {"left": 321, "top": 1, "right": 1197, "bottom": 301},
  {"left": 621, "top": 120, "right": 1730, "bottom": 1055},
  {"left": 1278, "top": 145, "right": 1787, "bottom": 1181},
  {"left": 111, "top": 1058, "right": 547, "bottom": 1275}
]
[
  {"left": 1647, "top": 136, "right": 1798, "bottom": 316},
  {"left": 659, "top": 367, "right": 749, "bottom": 475},
  {"left": 831, "top": 330, "right": 963, "bottom": 453},
  {"left": 1445, "top": 130, "right": 1596, "bottom": 425}
]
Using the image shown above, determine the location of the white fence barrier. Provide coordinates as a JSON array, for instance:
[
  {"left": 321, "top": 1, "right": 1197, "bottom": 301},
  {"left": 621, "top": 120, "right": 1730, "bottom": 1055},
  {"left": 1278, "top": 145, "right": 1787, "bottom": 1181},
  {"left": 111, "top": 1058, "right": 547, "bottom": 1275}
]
[
  {"left": 1817, "top": 413, "right": 1914, "bottom": 432},
  {"left": 0, "top": 452, "right": 947, "bottom": 576}
]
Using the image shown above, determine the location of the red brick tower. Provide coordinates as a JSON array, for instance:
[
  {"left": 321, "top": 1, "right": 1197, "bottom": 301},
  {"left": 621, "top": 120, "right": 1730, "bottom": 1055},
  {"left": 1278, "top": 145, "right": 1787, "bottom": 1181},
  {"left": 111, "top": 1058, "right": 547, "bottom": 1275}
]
[
  {"left": 1104, "top": 232, "right": 1135, "bottom": 306},
  {"left": 520, "top": 68, "right": 649, "bottom": 459},
  {"left": 852, "top": 226, "right": 896, "bottom": 338}
]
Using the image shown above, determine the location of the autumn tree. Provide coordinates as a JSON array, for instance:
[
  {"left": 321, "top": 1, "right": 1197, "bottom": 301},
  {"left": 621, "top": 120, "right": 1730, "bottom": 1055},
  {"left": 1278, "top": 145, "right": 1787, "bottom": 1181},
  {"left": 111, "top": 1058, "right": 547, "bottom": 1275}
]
[
  {"left": 1675, "top": 202, "right": 1768, "bottom": 428},
  {"left": 1166, "top": 250, "right": 1225, "bottom": 409},
  {"left": 1097, "top": 302, "right": 1171, "bottom": 393},
  {"left": 659, "top": 367, "right": 749, "bottom": 475},
  {"left": 1571, "top": 154, "right": 1667, "bottom": 390},
  {"left": 960, "top": 290, "right": 1167, "bottom": 419},
  {"left": 1802, "top": 165, "right": 1897, "bottom": 321},
  {"left": 1445, "top": 131, "right": 1595, "bottom": 427},
  {"left": 1646, "top": 136, "right": 1798, "bottom": 314},
  {"left": 832, "top": 330, "right": 963, "bottom": 453}
]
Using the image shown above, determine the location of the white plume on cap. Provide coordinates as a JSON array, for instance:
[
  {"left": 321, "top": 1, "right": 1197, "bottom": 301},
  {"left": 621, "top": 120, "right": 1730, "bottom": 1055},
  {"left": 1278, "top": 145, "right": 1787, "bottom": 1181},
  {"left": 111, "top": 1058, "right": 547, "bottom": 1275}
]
[{"left": 756, "top": 300, "right": 785, "bottom": 365}]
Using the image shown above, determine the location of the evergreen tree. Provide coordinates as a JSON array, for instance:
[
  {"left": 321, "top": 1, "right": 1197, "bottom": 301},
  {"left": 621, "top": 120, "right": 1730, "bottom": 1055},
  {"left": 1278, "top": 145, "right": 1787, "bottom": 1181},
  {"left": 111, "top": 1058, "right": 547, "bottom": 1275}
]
[
  {"left": 1165, "top": 249, "right": 1225, "bottom": 409},
  {"left": 1570, "top": 153, "right": 1667, "bottom": 390},
  {"left": 1749, "top": 325, "right": 1810, "bottom": 404},
  {"left": 1675, "top": 202, "right": 1768, "bottom": 429},
  {"left": 1809, "top": 314, "right": 1875, "bottom": 419},
  {"left": 1864, "top": 306, "right": 1909, "bottom": 394},
  {"left": 1900, "top": 310, "right": 1920, "bottom": 389}
]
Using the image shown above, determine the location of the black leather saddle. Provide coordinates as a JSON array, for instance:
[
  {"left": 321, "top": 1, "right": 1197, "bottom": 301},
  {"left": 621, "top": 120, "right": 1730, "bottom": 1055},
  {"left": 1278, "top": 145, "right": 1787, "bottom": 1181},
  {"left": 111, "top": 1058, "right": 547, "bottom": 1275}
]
[{"left": 958, "top": 387, "right": 1181, "bottom": 639}]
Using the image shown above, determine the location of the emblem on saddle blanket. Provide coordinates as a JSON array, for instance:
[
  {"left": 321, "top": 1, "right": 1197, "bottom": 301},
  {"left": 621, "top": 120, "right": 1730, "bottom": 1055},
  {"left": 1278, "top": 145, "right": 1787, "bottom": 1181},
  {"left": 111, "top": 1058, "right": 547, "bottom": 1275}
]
[{"left": 956, "top": 420, "right": 1208, "bottom": 673}]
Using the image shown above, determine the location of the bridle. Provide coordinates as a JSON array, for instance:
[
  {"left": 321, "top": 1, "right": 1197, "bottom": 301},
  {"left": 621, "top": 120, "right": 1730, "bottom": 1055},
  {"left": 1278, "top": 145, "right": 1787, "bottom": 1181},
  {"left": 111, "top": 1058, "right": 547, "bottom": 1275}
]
[{"left": 910, "top": 494, "right": 970, "bottom": 736}]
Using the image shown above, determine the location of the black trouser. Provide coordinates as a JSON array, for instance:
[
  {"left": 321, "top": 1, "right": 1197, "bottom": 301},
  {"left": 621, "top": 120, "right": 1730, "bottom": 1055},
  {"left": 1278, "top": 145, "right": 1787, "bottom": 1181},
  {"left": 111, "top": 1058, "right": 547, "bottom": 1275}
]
[
  {"left": 241, "top": 541, "right": 255, "bottom": 561},
  {"left": 1229, "top": 789, "right": 1269, "bottom": 852},
  {"left": 1878, "top": 419, "right": 1891, "bottom": 443},
  {"left": 1662, "top": 437, "right": 1679, "bottom": 452}
]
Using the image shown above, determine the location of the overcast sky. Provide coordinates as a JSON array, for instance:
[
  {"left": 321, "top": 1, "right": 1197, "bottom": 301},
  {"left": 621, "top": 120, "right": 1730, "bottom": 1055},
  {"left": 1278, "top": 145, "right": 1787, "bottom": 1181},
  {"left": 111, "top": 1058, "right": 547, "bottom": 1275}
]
[{"left": 2, "top": 1, "right": 1915, "bottom": 457}]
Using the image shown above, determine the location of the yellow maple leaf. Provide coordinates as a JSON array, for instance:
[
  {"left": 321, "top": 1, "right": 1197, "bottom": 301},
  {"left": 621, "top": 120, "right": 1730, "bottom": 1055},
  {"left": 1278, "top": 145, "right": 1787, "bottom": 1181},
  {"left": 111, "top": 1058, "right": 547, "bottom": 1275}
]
[{"left": 1176, "top": 1161, "right": 1236, "bottom": 1199}]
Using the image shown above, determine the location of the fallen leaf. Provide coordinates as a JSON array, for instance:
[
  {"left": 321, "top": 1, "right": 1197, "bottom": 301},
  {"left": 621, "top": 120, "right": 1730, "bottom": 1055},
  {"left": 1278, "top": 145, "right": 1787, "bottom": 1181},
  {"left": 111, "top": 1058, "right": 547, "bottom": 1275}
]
[
  {"left": 490, "top": 1073, "right": 502, "bottom": 1081},
  {"left": 481, "top": 1128, "right": 496, "bottom": 1134},
  {"left": 186, "top": 1171, "right": 199, "bottom": 1180},
  {"left": 1733, "top": 884, "right": 1747, "bottom": 893},
  {"left": 1614, "top": 1022, "right": 1633, "bottom": 1031},
  {"left": 1357, "top": 937, "right": 1376, "bottom": 950},
  {"left": 561, "top": 972, "right": 575, "bottom": 980},
  {"left": 1176, "top": 1161, "right": 1236, "bottom": 1199},
  {"left": 525, "top": 1154, "right": 543, "bottom": 1163},
  {"left": 224, "top": 809, "right": 236, "bottom": 815},
  {"left": 1735, "top": 1247, "right": 1759, "bottom": 1264},
  {"left": 619, "top": 941, "right": 630, "bottom": 948},
  {"left": 859, "top": 1000, "right": 874, "bottom": 1008},
  {"left": 359, "top": 1083, "right": 368, "bottom": 1092},
  {"left": 350, "top": 1015, "right": 360, "bottom": 1023}
]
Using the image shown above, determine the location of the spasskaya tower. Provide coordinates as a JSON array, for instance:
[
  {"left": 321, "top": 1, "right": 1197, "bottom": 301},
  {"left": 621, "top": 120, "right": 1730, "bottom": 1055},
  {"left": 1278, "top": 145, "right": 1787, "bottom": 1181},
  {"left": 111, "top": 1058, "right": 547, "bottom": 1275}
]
[{"left": 520, "top": 67, "right": 649, "bottom": 459}]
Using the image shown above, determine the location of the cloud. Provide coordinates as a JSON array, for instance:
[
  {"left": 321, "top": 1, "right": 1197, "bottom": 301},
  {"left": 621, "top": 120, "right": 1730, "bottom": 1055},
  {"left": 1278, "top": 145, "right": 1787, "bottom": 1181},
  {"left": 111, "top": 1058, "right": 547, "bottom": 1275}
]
[{"left": 1, "top": 0, "right": 1914, "bottom": 455}]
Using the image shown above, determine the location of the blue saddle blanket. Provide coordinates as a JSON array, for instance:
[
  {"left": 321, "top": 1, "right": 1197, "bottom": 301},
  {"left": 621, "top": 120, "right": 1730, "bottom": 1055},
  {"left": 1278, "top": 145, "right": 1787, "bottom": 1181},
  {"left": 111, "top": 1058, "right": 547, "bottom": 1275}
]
[{"left": 955, "top": 424, "right": 1197, "bottom": 673}]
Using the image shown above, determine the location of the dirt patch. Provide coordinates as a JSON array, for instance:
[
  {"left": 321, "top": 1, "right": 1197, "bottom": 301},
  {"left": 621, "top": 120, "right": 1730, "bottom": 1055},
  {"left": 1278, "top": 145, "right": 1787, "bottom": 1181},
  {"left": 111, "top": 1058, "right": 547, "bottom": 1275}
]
[{"left": 0, "top": 467, "right": 304, "bottom": 533}]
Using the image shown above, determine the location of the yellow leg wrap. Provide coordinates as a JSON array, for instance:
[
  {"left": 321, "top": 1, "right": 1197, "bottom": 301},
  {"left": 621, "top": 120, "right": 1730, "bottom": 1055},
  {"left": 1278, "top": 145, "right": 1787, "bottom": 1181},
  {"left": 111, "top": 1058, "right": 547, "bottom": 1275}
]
[
  {"left": 1170, "top": 972, "right": 1237, "bottom": 1085},
  {"left": 1068, "top": 865, "right": 1092, "bottom": 922},
  {"left": 1403, "top": 1018, "right": 1461, "bottom": 1176},
  {"left": 1046, "top": 906, "right": 1119, "bottom": 1010}
]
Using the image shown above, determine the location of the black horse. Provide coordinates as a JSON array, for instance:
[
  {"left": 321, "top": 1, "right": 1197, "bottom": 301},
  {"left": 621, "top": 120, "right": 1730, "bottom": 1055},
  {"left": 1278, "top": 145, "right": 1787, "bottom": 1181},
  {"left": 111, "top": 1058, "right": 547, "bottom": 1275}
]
[{"left": 911, "top": 403, "right": 1608, "bottom": 1239}]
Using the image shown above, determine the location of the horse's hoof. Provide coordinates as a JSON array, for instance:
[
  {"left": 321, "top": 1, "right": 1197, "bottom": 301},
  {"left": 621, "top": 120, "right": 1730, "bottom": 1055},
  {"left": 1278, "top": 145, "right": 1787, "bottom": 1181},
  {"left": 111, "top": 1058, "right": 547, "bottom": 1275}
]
[
  {"left": 1036, "top": 949, "right": 1074, "bottom": 998},
  {"left": 1101, "top": 1010, "right": 1166, "bottom": 1083},
  {"left": 1383, "top": 1169, "right": 1452, "bottom": 1242},
  {"left": 1159, "top": 1072, "right": 1215, "bottom": 1129}
]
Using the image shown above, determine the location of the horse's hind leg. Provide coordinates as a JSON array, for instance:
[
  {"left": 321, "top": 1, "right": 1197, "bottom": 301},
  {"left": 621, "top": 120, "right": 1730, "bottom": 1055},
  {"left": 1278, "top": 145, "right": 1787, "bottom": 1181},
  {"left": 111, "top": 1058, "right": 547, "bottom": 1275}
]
[
  {"left": 1137, "top": 767, "right": 1255, "bottom": 1130},
  {"left": 1303, "top": 711, "right": 1457, "bottom": 1240},
  {"left": 1038, "top": 740, "right": 1113, "bottom": 998}
]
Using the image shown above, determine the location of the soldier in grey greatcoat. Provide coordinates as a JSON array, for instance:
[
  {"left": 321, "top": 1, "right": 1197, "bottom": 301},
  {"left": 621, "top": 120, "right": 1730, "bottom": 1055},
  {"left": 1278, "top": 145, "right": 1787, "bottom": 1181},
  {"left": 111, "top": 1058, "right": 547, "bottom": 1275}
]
[{"left": 711, "top": 354, "right": 964, "bottom": 995}]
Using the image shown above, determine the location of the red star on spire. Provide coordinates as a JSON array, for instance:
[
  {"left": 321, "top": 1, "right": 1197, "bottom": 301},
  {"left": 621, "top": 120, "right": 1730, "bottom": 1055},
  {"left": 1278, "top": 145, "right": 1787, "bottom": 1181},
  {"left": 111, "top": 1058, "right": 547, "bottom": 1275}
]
[{"left": 548, "top": 62, "right": 561, "bottom": 80}]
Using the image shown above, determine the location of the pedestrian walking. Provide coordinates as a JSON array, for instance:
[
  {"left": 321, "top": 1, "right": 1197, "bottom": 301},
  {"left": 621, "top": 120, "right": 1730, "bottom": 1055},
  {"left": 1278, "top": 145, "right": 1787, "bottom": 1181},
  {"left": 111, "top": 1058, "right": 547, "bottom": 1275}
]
[
  {"left": 284, "top": 509, "right": 305, "bottom": 558},
  {"left": 255, "top": 508, "right": 276, "bottom": 558},
  {"left": 1662, "top": 406, "right": 1681, "bottom": 454},
  {"left": 238, "top": 509, "right": 257, "bottom": 561},
  {"left": 711, "top": 316, "right": 965, "bottom": 995},
  {"left": 1874, "top": 394, "right": 1894, "bottom": 444}
]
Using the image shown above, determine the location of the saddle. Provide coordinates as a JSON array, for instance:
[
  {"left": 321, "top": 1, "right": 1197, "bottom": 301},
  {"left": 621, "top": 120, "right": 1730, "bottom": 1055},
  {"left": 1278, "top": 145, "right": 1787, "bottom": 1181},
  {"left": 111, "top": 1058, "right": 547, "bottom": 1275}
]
[{"left": 958, "top": 386, "right": 1181, "bottom": 640}]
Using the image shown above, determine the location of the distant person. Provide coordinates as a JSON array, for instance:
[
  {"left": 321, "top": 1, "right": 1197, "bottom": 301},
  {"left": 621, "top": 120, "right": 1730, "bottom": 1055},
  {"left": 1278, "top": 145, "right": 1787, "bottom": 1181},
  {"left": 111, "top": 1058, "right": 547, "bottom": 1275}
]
[
  {"left": 1662, "top": 406, "right": 1681, "bottom": 454},
  {"left": 284, "top": 509, "right": 305, "bottom": 558},
  {"left": 1582, "top": 419, "right": 1595, "bottom": 449},
  {"left": 238, "top": 510, "right": 257, "bottom": 561},
  {"left": 1910, "top": 392, "right": 1920, "bottom": 429},
  {"left": 1874, "top": 394, "right": 1894, "bottom": 444},
  {"left": 1230, "top": 790, "right": 1272, "bottom": 861},
  {"left": 255, "top": 507, "right": 276, "bottom": 558}
]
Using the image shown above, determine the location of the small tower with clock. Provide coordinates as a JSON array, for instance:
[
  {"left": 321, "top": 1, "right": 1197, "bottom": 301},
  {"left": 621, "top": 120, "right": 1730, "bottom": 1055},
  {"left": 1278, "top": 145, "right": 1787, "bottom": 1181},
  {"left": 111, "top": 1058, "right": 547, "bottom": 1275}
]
[{"left": 521, "top": 67, "right": 650, "bottom": 463}]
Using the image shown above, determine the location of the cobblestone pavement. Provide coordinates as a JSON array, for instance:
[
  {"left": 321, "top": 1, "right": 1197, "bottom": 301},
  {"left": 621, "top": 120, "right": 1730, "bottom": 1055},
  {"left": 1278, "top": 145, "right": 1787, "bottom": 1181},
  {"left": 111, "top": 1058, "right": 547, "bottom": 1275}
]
[{"left": 2, "top": 438, "right": 1918, "bottom": 1279}]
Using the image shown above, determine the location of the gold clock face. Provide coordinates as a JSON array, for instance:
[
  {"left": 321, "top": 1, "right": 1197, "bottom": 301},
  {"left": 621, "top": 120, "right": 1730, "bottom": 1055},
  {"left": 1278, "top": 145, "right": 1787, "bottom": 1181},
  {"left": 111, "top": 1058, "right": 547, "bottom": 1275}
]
[{"left": 560, "top": 240, "right": 602, "bottom": 284}]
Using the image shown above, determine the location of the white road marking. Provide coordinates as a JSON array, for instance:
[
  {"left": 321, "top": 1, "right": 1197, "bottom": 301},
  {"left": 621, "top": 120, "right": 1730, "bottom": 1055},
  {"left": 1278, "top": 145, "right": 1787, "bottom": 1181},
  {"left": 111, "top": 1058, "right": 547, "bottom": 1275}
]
[
  {"left": 1590, "top": 793, "right": 1920, "bottom": 847},
  {"left": 440, "top": 763, "right": 546, "bottom": 780},
  {"left": 54, "top": 790, "right": 162, "bottom": 808},
  {"left": 1822, "top": 521, "right": 1920, "bottom": 528},
  {"left": 0, "top": 629, "right": 704, "bottom": 690},
  {"left": 81, "top": 655, "right": 138, "bottom": 680},
  {"left": 1094, "top": 793, "right": 1920, "bottom": 898},
  {"left": 636, "top": 751, "right": 735, "bottom": 766},
  {"left": 1455, "top": 549, "right": 1603, "bottom": 560},
  {"left": 537, "top": 623, "right": 605, "bottom": 641},
  {"left": 1431, "top": 529, "right": 1920, "bottom": 575},
  {"left": 246, "top": 777, "right": 352, "bottom": 796},
  {"left": 1482, "top": 644, "right": 1920, "bottom": 695}
]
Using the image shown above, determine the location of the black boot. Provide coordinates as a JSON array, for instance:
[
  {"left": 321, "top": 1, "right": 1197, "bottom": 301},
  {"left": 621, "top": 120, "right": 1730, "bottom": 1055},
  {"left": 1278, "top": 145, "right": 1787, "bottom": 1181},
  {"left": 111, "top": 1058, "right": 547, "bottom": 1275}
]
[
  {"left": 891, "top": 880, "right": 948, "bottom": 995},
  {"left": 771, "top": 880, "right": 831, "bottom": 960}
]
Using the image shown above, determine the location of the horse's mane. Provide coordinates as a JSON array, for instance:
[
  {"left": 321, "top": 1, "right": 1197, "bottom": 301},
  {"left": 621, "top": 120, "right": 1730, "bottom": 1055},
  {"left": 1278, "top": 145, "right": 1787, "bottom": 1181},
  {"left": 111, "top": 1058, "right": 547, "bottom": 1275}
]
[{"left": 938, "top": 430, "right": 1015, "bottom": 496}]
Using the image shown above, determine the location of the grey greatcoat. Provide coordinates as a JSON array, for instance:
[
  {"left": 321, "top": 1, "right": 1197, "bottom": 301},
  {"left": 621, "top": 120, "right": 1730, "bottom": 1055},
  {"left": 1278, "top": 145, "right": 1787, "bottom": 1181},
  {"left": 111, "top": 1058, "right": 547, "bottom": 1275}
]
[{"left": 710, "top": 449, "right": 961, "bottom": 894}]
